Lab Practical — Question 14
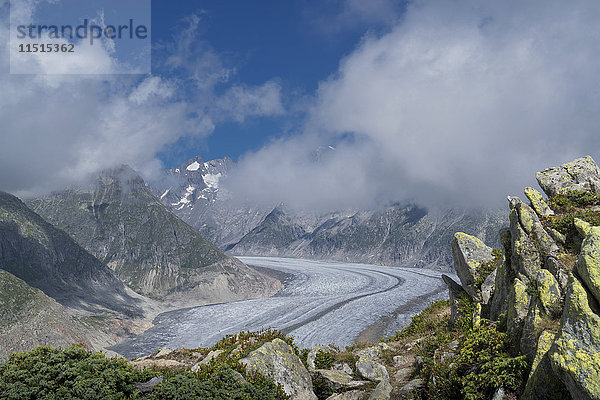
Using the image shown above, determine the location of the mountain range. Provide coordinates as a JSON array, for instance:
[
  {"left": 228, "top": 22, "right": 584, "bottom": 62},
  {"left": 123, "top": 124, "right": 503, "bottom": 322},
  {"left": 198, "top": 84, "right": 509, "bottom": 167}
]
[{"left": 149, "top": 156, "right": 506, "bottom": 270}]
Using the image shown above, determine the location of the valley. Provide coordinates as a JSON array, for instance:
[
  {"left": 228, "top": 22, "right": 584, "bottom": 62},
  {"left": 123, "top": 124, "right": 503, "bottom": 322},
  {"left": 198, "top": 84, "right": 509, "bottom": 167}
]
[{"left": 110, "top": 257, "right": 448, "bottom": 358}]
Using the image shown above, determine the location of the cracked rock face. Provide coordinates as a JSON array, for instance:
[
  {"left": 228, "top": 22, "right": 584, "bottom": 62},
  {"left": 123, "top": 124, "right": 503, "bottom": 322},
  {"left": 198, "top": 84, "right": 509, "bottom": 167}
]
[
  {"left": 355, "top": 344, "right": 390, "bottom": 382},
  {"left": 536, "top": 155, "right": 600, "bottom": 197},
  {"left": 548, "top": 275, "right": 600, "bottom": 400},
  {"left": 240, "top": 339, "right": 317, "bottom": 400},
  {"left": 452, "top": 232, "right": 495, "bottom": 301}
]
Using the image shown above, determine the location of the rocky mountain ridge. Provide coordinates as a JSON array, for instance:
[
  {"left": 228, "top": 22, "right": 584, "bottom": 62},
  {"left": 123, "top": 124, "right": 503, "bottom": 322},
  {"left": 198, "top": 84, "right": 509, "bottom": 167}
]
[
  {"left": 27, "top": 165, "right": 282, "bottom": 308},
  {"left": 150, "top": 155, "right": 506, "bottom": 270}
]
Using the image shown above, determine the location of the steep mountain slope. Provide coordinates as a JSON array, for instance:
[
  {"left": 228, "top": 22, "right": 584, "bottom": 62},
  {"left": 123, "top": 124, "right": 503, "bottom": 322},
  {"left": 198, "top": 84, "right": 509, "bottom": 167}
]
[
  {"left": 230, "top": 205, "right": 505, "bottom": 269},
  {"left": 0, "top": 191, "right": 141, "bottom": 316},
  {"left": 150, "top": 156, "right": 272, "bottom": 248},
  {"left": 27, "top": 166, "right": 281, "bottom": 306},
  {"left": 0, "top": 269, "right": 91, "bottom": 361},
  {"left": 148, "top": 156, "right": 506, "bottom": 270}
]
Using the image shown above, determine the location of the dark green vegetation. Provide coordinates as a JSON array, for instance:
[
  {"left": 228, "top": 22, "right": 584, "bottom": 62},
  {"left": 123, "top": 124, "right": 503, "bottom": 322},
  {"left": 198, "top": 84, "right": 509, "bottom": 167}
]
[
  {"left": 475, "top": 249, "right": 502, "bottom": 286},
  {"left": 542, "top": 189, "right": 600, "bottom": 251},
  {"left": 0, "top": 331, "right": 290, "bottom": 400},
  {"left": 393, "top": 298, "right": 528, "bottom": 400},
  {"left": 313, "top": 350, "right": 335, "bottom": 370}
]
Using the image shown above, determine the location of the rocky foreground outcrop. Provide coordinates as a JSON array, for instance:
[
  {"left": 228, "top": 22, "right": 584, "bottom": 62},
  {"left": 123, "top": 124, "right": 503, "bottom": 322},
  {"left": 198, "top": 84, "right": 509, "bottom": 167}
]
[{"left": 446, "top": 156, "right": 600, "bottom": 400}]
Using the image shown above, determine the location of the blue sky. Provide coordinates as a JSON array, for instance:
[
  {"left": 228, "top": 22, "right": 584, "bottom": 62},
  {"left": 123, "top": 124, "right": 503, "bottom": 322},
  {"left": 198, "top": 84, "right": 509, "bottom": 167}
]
[{"left": 151, "top": 0, "right": 400, "bottom": 167}]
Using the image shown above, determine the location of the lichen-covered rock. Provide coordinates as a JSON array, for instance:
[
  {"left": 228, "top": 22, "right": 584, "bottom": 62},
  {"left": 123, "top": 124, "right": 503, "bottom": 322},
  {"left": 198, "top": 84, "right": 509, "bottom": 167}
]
[
  {"left": 311, "top": 369, "right": 368, "bottom": 391},
  {"left": 507, "top": 278, "right": 531, "bottom": 343},
  {"left": 536, "top": 155, "right": 600, "bottom": 197},
  {"left": 481, "top": 268, "right": 497, "bottom": 305},
  {"left": 332, "top": 362, "right": 353, "bottom": 375},
  {"left": 398, "top": 378, "right": 425, "bottom": 397},
  {"left": 549, "top": 275, "right": 600, "bottom": 400},
  {"left": 368, "top": 379, "right": 392, "bottom": 400},
  {"left": 512, "top": 197, "right": 559, "bottom": 257},
  {"left": 536, "top": 269, "right": 562, "bottom": 315},
  {"left": 355, "top": 344, "right": 390, "bottom": 382},
  {"left": 326, "top": 391, "right": 365, "bottom": 400},
  {"left": 510, "top": 208, "right": 541, "bottom": 280},
  {"left": 442, "top": 274, "right": 470, "bottom": 325},
  {"left": 130, "top": 359, "right": 186, "bottom": 370},
  {"left": 521, "top": 300, "right": 543, "bottom": 362},
  {"left": 240, "top": 338, "right": 317, "bottom": 400},
  {"left": 545, "top": 256, "right": 569, "bottom": 291},
  {"left": 574, "top": 219, "right": 600, "bottom": 305},
  {"left": 549, "top": 228, "right": 566, "bottom": 245},
  {"left": 452, "top": 232, "right": 495, "bottom": 301},
  {"left": 530, "top": 331, "right": 556, "bottom": 379},
  {"left": 490, "top": 252, "right": 514, "bottom": 321},
  {"left": 522, "top": 332, "right": 570, "bottom": 400},
  {"left": 525, "top": 186, "right": 555, "bottom": 216}
]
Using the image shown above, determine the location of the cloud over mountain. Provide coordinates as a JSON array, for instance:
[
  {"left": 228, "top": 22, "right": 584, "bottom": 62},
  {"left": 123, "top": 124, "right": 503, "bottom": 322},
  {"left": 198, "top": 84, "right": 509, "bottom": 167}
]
[{"left": 227, "top": 0, "right": 600, "bottom": 210}]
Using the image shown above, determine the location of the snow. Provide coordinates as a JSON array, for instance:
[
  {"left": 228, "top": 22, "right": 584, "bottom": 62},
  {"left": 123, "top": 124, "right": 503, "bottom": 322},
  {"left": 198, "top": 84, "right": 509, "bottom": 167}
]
[
  {"left": 186, "top": 161, "right": 201, "bottom": 171},
  {"left": 160, "top": 189, "right": 170, "bottom": 200},
  {"left": 170, "top": 185, "right": 195, "bottom": 207},
  {"left": 203, "top": 172, "right": 221, "bottom": 189},
  {"left": 110, "top": 257, "right": 449, "bottom": 358}
]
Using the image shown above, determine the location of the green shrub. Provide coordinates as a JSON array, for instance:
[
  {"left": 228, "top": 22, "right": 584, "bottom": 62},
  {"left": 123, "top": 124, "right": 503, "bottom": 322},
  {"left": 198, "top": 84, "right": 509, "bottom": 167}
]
[
  {"left": 0, "top": 338, "right": 290, "bottom": 400},
  {"left": 391, "top": 300, "right": 450, "bottom": 341},
  {"left": 147, "top": 366, "right": 286, "bottom": 400},
  {"left": 313, "top": 351, "right": 334, "bottom": 370},
  {"left": 548, "top": 189, "right": 600, "bottom": 210},
  {"left": 0, "top": 345, "right": 152, "bottom": 400},
  {"left": 421, "top": 324, "right": 528, "bottom": 400},
  {"left": 475, "top": 249, "right": 502, "bottom": 287}
]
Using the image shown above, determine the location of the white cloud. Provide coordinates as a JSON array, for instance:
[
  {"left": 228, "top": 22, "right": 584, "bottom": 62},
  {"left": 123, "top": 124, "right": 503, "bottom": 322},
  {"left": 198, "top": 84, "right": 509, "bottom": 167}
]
[
  {"left": 214, "top": 81, "right": 285, "bottom": 123},
  {"left": 228, "top": 0, "right": 600, "bottom": 210},
  {"left": 0, "top": 4, "right": 285, "bottom": 196}
]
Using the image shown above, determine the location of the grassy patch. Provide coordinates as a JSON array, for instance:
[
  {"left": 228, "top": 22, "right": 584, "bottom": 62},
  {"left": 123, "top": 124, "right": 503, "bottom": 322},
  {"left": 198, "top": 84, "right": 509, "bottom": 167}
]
[
  {"left": 389, "top": 300, "right": 450, "bottom": 342},
  {"left": 541, "top": 189, "right": 600, "bottom": 252},
  {"left": 475, "top": 249, "right": 502, "bottom": 287}
]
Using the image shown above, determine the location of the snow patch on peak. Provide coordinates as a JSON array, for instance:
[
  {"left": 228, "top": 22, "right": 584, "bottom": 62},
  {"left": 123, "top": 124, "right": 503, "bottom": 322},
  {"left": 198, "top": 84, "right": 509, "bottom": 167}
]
[
  {"left": 186, "top": 161, "right": 201, "bottom": 171},
  {"left": 171, "top": 185, "right": 195, "bottom": 208},
  {"left": 203, "top": 173, "right": 221, "bottom": 189}
]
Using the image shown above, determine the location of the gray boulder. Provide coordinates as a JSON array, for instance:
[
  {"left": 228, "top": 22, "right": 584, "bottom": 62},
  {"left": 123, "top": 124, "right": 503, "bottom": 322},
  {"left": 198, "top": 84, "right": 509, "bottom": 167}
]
[
  {"left": 536, "top": 155, "right": 600, "bottom": 197},
  {"left": 506, "top": 278, "right": 531, "bottom": 344},
  {"left": 524, "top": 186, "right": 554, "bottom": 216},
  {"left": 311, "top": 369, "right": 368, "bottom": 391},
  {"left": 326, "top": 390, "right": 365, "bottom": 400},
  {"left": 509, "top": 207, "right": 541, "bottom": 281},
  {"left": 452, "top": 232, "right": 495, "bottom": 301},
  {"left": 240, "top": 338, "right": 317, "bottom": 400},
  {"left": 574, "top": 219, "right": 600, "bottom": 305},
  {"left": 548, "top": 275, "right": 600, "bottom": 400},
  {"left": 368, "top": 379, "right": 392, "bottom": 400},
  {"left": 355, "top": 344, "right": 390, "bottom": 382}
]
